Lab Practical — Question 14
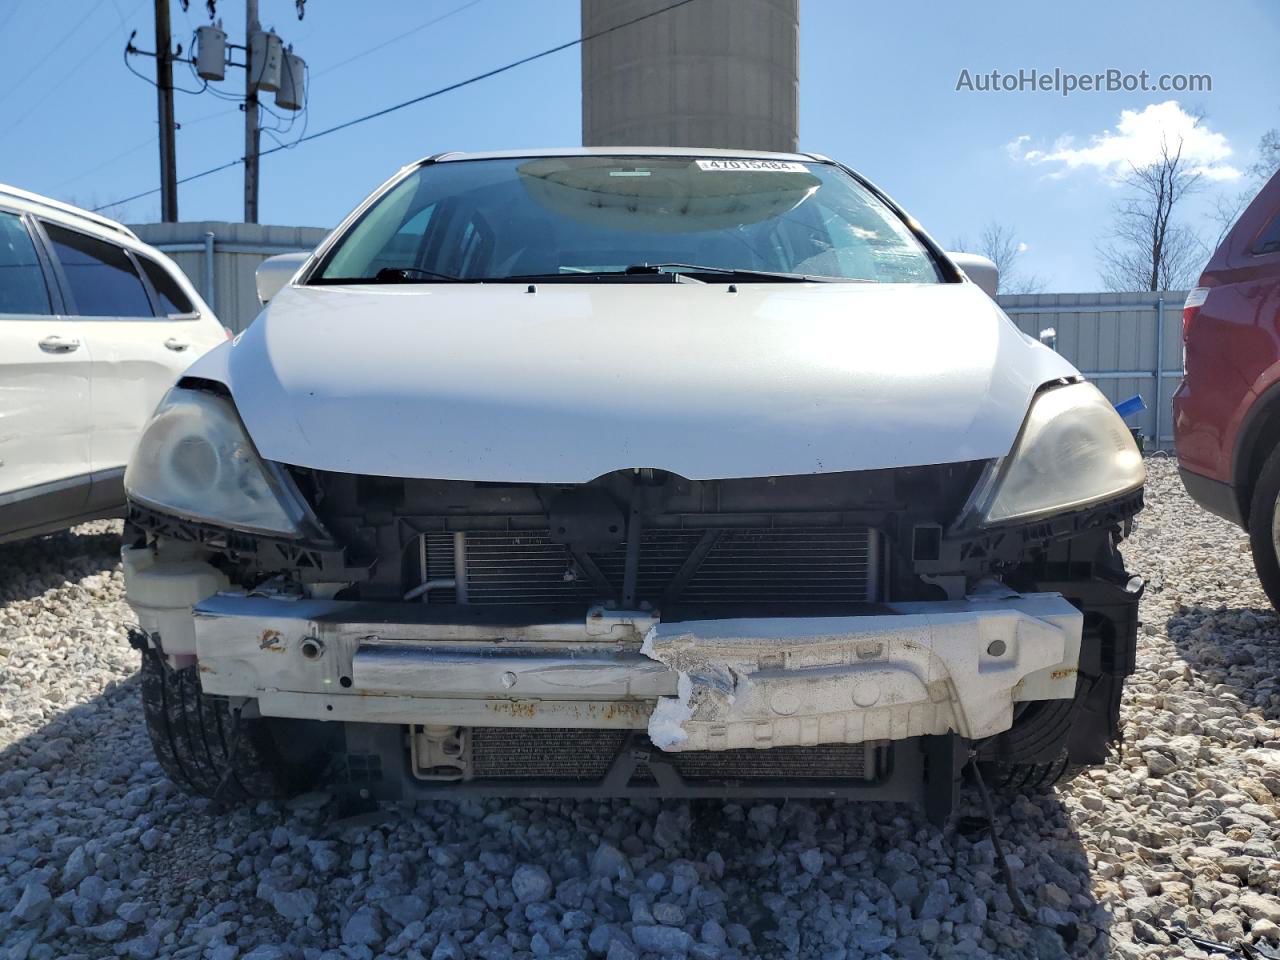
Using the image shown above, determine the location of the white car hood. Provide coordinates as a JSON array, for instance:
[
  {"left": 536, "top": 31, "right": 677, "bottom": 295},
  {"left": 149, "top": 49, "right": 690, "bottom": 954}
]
[{"left": 188, "top": 281, "right": 1078, "bottom": 482}]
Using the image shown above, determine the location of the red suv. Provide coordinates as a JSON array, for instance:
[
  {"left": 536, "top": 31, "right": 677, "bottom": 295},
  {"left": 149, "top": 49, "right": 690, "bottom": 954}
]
[{"left": 1175, "top": 169, "right": 1280, "bottom": 605}]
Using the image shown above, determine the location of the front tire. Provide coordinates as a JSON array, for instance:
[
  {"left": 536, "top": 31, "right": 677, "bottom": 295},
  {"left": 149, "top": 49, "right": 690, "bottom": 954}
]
[
  {"left": 1248, "top": 445, "right": 1280, "bottom": 612},
  {"left": 139, "top": 647, "right": 321, "bottom": 801},
  {"left": 983, "top": 751, "right": 1085, "bottom": 793},
  {"left": 979, "top": 695, "right": 1090, "bottom": 794}
]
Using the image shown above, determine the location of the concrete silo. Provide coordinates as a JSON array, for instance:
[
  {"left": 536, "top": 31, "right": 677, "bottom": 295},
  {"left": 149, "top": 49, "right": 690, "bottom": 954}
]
[{"left": 581, "top": 0, "right": 799, "bottom": 153}]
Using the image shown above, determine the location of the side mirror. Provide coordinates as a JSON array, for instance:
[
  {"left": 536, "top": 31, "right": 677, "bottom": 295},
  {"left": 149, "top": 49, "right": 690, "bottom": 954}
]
[
  {"left": 947, "top": 252, "right": 999, "bottom": 298},
  {"left": 255, "top": 251, "right": 310, "bottom": 304}
]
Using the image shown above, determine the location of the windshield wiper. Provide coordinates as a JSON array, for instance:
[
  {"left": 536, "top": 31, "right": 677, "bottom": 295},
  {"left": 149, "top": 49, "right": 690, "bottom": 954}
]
[
  {"left": 312, "top": 266, "right": 468, "bottom": 284},
  {"left": 491, "top": 264, "right": 828, "bottom": 283},
  {"left": 326, "top": 264, "right": 843, "bottom": 285},
  {"left": 373, "top": 266, "right": 465, "bottom": 282},
  {"left": 626, "top": 263, "right": 817, "bottom": 281}
]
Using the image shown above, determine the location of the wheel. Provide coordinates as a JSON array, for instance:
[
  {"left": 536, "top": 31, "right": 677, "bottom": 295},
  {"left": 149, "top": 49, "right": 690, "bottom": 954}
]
[
  {"left": 981, "top": 750, "right": 1086, "bottom": 794},
  {"left": 1248, "top": 444, "right": 1280, "bottom": 612},
  {"left": 977, "top": 674, "right": 1115, "bottom": 794},
  {"left": 976, "top": 682, "right": 1093, "bottom": 794},
  {"left": 139, "top": 647, "right": 324, "bottom": 801}
]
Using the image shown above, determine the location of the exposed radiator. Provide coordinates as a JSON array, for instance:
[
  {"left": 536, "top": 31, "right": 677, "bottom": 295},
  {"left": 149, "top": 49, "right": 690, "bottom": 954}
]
[
  {"left": 469, "top": 727, "right": 879, "bottom": 782},
  {"left": 419, "top": 526, "right": 880, "bottom": 607}
]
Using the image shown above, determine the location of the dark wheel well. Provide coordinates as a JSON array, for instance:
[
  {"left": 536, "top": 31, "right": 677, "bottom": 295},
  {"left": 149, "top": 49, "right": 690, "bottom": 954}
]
[
  {"left": 1235, "top": 384, "right": 1280, "bottom": 526},
  {"left": 138, "top": 642, "right": 331, "bottom": 801},
  {"left": 1247, "top": 445, "right": 1280, "bottom": 612}
]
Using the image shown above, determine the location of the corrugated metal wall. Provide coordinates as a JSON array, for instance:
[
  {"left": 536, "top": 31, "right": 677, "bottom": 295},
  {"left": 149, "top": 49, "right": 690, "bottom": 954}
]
[
  {"left": 997, "top": 291, "right": 1187, "bottom": 450},
  {"left": 129, "top": 221, "right": 330, "bottom": 333}
]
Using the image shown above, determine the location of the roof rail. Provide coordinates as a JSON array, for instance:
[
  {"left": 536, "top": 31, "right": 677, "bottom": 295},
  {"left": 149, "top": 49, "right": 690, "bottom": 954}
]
[{"left": 0, "top": 183, "right": 139, "bottom": 241}]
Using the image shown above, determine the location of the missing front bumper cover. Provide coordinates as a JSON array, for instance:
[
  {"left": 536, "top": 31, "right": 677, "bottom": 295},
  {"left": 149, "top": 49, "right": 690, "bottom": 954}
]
[
  {"left": 638, "top": 593, "right": 1081, "bottom": 750},
  {"left": 186, "top": 590, "right": 1081, "bottom": 750}
]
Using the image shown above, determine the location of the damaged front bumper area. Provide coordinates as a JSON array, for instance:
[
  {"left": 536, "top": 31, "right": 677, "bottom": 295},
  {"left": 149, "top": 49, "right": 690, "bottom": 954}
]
[
  {"left": 131, "top": 554, "right": 1083, "bottom": 811},
  {"left": 641, "top": 592, "right": 1081, "bottom": 751},
  {"left": 181, "top": 591, "right": 1080, "bottom": 742}
]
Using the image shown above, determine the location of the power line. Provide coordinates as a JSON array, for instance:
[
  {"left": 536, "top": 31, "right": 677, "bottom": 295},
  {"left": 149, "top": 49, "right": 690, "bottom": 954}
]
[
  {"left": 173, "top": 0, "right": 488, "bottom": 125},
  {"left": 0, "top": 0, "right": 26, "bottom": 36},
  {"left": 0, "top": 0, "right": 109, "bottom": 110},
  {"left": 315, "top": 0, "right": 485, "bottom": 78},
  {"left": 5, "top": 0, "right": 148, "bottom": 133},
  {"left": 53, "top": 135, "right": 158, "bottom": 191},
  {"left": 107, "top": 0, "right": 134, "bottom": 30},
  {"left": 123, "top": 32, "right": 209, "bottom": 95},
  {"left": 262, "top": 63, "right": 310, "bottom": 150},
  {"left": 95, "top": 155, "right": 247, "bottom": 213},
  {"left": 104, "top": 0, "right": 490, "bottom": 208},
  {"left": 94, "top": 0, "right": 700, "bottom": 213}
]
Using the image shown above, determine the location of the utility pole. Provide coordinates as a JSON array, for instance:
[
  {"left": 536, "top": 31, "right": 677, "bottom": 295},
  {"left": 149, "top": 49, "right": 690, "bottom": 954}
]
[
  {"left": 154, "top": 0, "right": 178, "bottom": 221},
  {"left": 126, "top": 0, "right": 306, "bottom": 223},
  {"left": 243, "top": 0, "right": 260, "bottom": 223}
]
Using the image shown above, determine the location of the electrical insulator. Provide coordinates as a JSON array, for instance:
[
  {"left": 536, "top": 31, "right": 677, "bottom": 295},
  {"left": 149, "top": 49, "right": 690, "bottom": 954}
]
[
  {"left": 248, "top": 29, "right": 283, "bottom": 92},
  {"left": 275, "top": 51, "right": 306, "bottom": 111},
  {"left": 194, "top": 24, "right": 226, "bottom": 81}
]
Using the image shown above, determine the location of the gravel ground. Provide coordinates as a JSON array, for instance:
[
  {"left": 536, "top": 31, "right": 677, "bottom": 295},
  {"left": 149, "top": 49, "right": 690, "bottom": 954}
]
[{"left": 2, "top": 458, "right": 1280, "bottom": 960}]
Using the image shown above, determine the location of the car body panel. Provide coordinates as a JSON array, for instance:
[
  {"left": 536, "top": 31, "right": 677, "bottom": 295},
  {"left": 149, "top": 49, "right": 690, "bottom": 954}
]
[
  {"left": 1174, "top": 169, "right": 1280, "bottom": 521},
  {"left": 84, "top": 316, "right": 227, "bottom": 475},
  {"left": 186, "top": 280, "right": 1078, "bottom": 482},
  {"left": 0, "top": 183, "right": 224, "bottom": 539},
  {"left": 0, "top": 314, "right": 93, "bottom": 498},
  {"left": 120, "top": 149, "right": 1147, "bottom": 816}
]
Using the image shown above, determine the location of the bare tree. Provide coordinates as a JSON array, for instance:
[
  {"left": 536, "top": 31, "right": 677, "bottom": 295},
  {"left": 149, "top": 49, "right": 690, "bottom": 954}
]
[
  {"left": 1251, "top": 128, "right": 1280, "bottom": 181},
  {"left": 1211, "top": 126, "right": 1280, "bottom": 247},
  {"left": 950, "top": 221, "right": 1048, "bottom": 294},
  {"left": 1098, "top": 136, "right": 1206, "bottom": 292},
  {"left": 1211, "top": 193, "right": 1248, "bottom": 249}
]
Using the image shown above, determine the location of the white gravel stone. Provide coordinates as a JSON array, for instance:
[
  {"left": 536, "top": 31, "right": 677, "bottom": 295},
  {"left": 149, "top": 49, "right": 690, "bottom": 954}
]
[
  {"left": 1254, "top": 918, "right": 1280, "bottom": 941},
  {"left": 268, "top": 887, "right": 317, "bottom": 920},
  {"left": 5, "top": 467, "right": 1280, "bottom": 959},
  {"left": 511, "top": 863, "right": 554, "bottom": 903},
  {"left": 1239, "top": 892, "right": 1280, "bottom": 925},
  {"left": 590, "top": 841, "right": 628, "bottom": 881},
  {"left": 10, "top": 882, "right": 52, "bottom": 923},
  {"left": 340, "top": 905, "right": 382, "bottom": 946}
]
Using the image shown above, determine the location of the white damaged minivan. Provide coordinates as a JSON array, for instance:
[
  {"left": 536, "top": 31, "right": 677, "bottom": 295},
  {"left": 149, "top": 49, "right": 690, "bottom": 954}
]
[{"left": 121, "top": 148, "right": 1144, "bottom": 822}]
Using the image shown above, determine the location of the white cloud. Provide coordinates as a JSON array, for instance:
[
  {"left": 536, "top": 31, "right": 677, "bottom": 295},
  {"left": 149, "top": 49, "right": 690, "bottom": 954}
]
[
  {"left": 1005, "top": 135, "right": 1031, "bottom": 161},
  {"left": 1007, "top": 101, "right": 1242, "bottom": 182},
  {"left": 1016, "top": 241, "right": 1029, "bottom": 253}
]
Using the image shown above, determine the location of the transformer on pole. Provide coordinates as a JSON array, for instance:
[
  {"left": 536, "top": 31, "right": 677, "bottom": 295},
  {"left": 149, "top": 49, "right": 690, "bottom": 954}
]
[
  {"left": 126, "top": 0, "right": 308, "bottom": 224},
  {"left": 194, "top": 24, "right": 226, "bottom": 80},
  {"left": 276, "top": 49, "right": 305, "bottom": 111},
  {"left": 248, "top": 26, "right": 283, "bottom": 91}
]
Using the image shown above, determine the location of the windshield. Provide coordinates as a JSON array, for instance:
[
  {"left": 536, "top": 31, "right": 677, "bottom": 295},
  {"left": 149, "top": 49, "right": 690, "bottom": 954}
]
[{"left": 313, "top": 156, "right": 943, "bottom": 284}]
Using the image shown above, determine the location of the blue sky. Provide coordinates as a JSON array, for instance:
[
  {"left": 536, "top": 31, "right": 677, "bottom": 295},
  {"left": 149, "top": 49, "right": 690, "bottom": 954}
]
[{"left": 1, "top": 0, "right": 1276, "bottom": 290}]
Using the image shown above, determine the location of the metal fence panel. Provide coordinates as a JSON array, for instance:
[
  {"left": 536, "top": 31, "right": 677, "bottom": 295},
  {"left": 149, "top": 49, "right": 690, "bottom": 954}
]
[
  {"left": 998, "top": 291, "right": 1187, "bottom": 450},
  {"left": 129, "top": 221, "right": 330, "bottom": 334}
]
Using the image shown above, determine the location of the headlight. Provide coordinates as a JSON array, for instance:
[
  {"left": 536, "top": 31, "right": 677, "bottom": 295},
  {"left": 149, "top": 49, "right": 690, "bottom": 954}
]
[
  {"left": 964, "top": 381, "right": 1144, "bottom": 526},
  {"left": 125, "top": 387, "right": 306, "bottom": 537}
]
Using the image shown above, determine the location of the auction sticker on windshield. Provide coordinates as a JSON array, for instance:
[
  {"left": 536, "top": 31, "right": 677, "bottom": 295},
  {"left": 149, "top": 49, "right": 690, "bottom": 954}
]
[{"left": 694, "top": 159, "right": 808, "bottom": 172}]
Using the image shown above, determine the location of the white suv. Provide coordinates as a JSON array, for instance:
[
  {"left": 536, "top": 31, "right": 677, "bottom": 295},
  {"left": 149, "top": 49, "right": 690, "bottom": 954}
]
[{"left": 0, "top": 185, "right": 226, "bottom": 542}]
